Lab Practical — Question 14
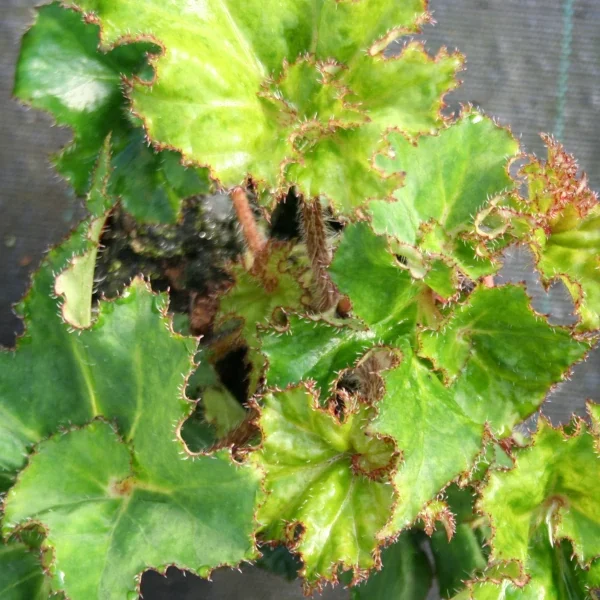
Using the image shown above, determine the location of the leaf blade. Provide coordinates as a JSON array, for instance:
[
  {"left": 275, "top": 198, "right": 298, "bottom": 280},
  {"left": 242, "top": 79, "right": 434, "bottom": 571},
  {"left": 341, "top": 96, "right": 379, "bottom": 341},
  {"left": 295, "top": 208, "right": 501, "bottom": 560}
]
[
  {"left": 15, "top": 3, "right": 211, "bottom": 223},
  {"left": 251, "top": 386, "right": 397, "bottom": 589}
]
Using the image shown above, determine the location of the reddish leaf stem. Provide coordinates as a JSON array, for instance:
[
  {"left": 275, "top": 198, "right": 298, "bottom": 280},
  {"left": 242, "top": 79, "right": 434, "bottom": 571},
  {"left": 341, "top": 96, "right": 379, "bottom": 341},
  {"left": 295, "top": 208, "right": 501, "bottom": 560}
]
[
  {"left": 231, "top": 187, "right": 265, "bottom": 256},
  {"left": 482, "top": 275, "right": 495, "bottom": 288},
  {"left": 301, "top": 199, "right": 338, "bottom": 312}
]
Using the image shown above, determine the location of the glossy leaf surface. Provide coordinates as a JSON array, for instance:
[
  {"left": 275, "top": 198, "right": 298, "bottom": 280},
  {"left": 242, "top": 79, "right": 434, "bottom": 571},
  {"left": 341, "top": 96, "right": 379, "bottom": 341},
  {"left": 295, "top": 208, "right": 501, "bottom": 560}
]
[
  {"left": 261, "top": 313, "right": 377, "bottom": 400},
  {"left": 15, "top": 3, "right": 210, "bottom": 222},
  {"left": 371, "top": 113, "right": 518, "bottom": 243},
  {"left": 4, "top": 416, "right": 259, "bottom": 600},
  {"left": 370, "top": 112, "right": 519, "bottom": 280},
  {"left": 329, "top": 223, "right": 425, "bottom": 336},
  {"left": 261, "top": 222, "right": 588, "bottom": 542},
  {"left": 10, "top": 1, "right": 600, "bottom": 597},
  {"left": 251, "top": 385, "right": 397, "bottom": 588},
  {"left": 459, "top": 416, "right": 600, "bottom": 599},
  {"left": 261, "top": 222, "right": 425, "bottom": 400},
  {"left": 419, "top": 286, "right": 589, "bottom": 434},
  {"left": 482, "top": 419, "right": 600, "bottom": 567},
  {"left": 372, "top": 348, "right": 484, "bottom": 534},
  {"left": 0, "top": 156, "right": 260, "bottom": 598},
  {"left": 64, "top": 0, "right": 461, "bottom": 215},
  {"left": 2, "top": 279, "right": 261, "bottom": 598}
]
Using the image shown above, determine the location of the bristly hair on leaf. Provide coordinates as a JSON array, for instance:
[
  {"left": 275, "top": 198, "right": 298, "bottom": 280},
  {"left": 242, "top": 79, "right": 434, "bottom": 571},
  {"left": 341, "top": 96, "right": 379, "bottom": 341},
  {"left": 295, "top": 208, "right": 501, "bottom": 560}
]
[
  {"left": 5, "top": 0, "right": 600, "bottom": 598},
  {"left": 48, "top": 0, "right": 463, "bottom": 217}
]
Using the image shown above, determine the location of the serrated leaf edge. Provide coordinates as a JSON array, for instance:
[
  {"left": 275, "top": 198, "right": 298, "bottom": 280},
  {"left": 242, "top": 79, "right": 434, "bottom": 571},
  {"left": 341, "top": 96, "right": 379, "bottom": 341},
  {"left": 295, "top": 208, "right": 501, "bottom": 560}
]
[{"left": 463, "top": 407, "right": 600, "bottom": 597}]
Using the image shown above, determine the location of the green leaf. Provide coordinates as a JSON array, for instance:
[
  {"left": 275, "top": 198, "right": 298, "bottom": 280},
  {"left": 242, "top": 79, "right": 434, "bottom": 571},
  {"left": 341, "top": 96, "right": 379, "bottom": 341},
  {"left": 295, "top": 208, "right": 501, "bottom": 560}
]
[
  {"left": 261, "top": 313, "right": 377, "bottom": 401},
  {"left": 419, "top": 285, "right": 589, "bottom": 435},
  {"left": 202, "top": 387, "right": 246, "bottom": 437},
  {"left": 371, "top": 112, "right": 518, "bottom": 244},
  {"left": 423, "top": 257, "right": 460, "bottom": 301},
  {"left": 15, "top": 3, "right": 210, "bottom": 223},
  {"left": 431, "top": 524, "right": 488, "bottom": 598},
  {"left": 260, "top": 222, "right": 426, "bottom": 400},
  {"left": 469, "top": 438, "right": 518, "bottom": 483},
  {"left": 284, "top": 44, "right": 464, "bottom": 213},
  {"left": 218, "top": 243, "right": 307, "bottom": 392},
  {"left": 0, "top": 144, "right": 114, "bottom": 490},
  {"left": 285, "top": 125, "right": 403, "bottom": 216},
  {"left": 369, "top": 112, "right": 519, "bottom": 280},
  {"left": 458, "top": 535, "right": 600, "bottom": 600},
  {"left": 350, "top": 533, "right": 433, "bottom": 600},
  {"left": 587, "top": 562, "right": 600, "bottom": 595},
  {"left": 516, "top": 137, "right": 600, "bottom": 332},
  {"left": 420, "top": 222, "right": 498, "bottom": 282},
  {"left": 64, "top": 0, "right": 461, "bottom": 215},
  {"left": 0, "top": 542, "right": 51, "bottom": 600},
  {"left": 329, "top": 223, "right": 425, "bottom": 336},
  {"left": 180, "top": 348, "right": 245, "bottom": 449},
  {"left": 250, "top": 385, "right": 397, "bottom": 589},
  {"left": 263, "top": 227, "right": 547, "bottom": 540},
  {"left": 431, "top": 490, "right": 491, "bottom": 598},
  {"left": 1, "top": 157, "right": 260, "bottom": 600},
  {"left": 263, "top": 225, "right": 587, "bottom": 547},
  {"left": 181, "top": 369, "right": 246, "bottom": 451},
  {"left": 3, "top": 418, "right": 259, "bottom": 599},
  {"left": 282, "top": 45, "right": 461, "bottom": 215},
  {"left": 345, "top": 44, "right": 463, "bottom": 133},
  {"left": 219, "top": 245, "right": 307, "bottom": 347},
  {"left": 1, "top": 281, "right": 261, "bottom": 598},
  {"left": 459, "top": 416, "right": 600, "bottom": 599},
  {"left": 14, "top": 2, "right": 147, "bottom": 193},
  {"left": 535, "top": 206, "right": 600, "bottom": 332},
  {"left": 371, "top": 347, "right": 484, "bottom": 534},
  {"left": 482, "top": 419, "right": 600, "bottom": 568},
  {"left": 265, "top": 57, "right": 366, "bottom": 131},
  {"left": 178, "top": 408, "right": 219, "bottom": 453},
  {"left": 109, "top": 127, "right": 212, "bottom": 223}
]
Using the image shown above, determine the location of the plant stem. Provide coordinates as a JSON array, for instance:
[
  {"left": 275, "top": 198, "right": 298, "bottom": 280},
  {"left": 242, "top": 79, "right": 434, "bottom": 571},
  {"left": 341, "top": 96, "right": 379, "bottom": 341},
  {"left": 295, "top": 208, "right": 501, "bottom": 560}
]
[
  {"left": 301, "top": 199, "right": 338, "bottom": 311},
  {"left": 482, "top": 275, "right": 495, "bottom": 288},
  {"left": 231, "top": 187, "right": 265, "bottom": 256}
]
